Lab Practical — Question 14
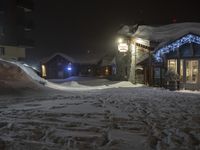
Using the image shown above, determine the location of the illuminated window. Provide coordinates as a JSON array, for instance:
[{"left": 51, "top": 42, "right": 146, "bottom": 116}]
[
  {"left": 42, "top": 65, "right": 47, "bottom": 77},
  {"left": 105, "top": 67, "right": 109, "bottom": 75},
  {"left": 168, "top": 59, "right": 177, "bottom": 73},
  {"left": 186, "top": 60, "right": 198, "bottom": 83},
  {"left": 180, "top": 60, "right": 183, "bottom": 82}
]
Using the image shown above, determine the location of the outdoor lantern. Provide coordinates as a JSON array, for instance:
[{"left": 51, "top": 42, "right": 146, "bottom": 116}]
[
  {"left": 65, "top": 63, "right": 72, "bottom": 71},
  {"left": 67, "top": 67, "right": 72, "bottom": 71},
  {"left": 118, "top": 38, "right": 123, "bottom": 43}
]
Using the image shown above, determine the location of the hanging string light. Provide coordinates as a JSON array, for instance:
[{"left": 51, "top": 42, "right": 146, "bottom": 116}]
[{"left": 154, "top": 34, "right": 200, "bottom": 62}]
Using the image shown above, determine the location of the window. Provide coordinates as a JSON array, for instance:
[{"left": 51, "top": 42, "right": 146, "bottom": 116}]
[
  {"left": 0, "top": 47, "right": 5, "bottom": 56},
  {"left": 186, "top": 60, "right": 198, "bottom": 83},
  {"left": 180, "top": 60, "right": 183, "bottom": 81},
  {"left": 42, "top": 65, "right": 47, "bottom": 77},
  {"left": 168, "top": 59, "right": 177, "bottom": 73}
]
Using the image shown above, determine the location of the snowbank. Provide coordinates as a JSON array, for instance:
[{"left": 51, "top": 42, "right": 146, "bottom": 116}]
[
  {"left": 0, "top": 59, "right": 46, "bottom": 94},
  {"left": 0, "top": 59, "right": 139, "bottom": 92},
  {"left": 46, "top": 80, "right": 139, "bottom": 91}
]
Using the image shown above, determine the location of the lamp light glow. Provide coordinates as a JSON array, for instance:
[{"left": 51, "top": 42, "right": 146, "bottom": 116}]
[
  {"left": 67, "top": 67, "right": 72, "bottom": 71},
  {"left": 118, "top": 38, "right": 123, "bottom": 43}
]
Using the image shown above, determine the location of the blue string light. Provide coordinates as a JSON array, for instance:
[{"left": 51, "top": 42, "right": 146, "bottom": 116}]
[{"left": 154, "top": 34, "right": 200, "bottom": 62}]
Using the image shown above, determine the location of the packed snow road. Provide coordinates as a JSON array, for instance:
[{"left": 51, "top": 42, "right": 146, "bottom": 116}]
[{"left": 0, "top": 87, "right": 200, "bottom": 150}]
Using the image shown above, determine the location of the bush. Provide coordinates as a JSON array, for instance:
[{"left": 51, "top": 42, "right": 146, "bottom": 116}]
[
  {"left": 164, "top": 70, "right": 180, "bottom": 91},
  {"left": 164, "top": 69, "right": 179, "bottom": 82}
]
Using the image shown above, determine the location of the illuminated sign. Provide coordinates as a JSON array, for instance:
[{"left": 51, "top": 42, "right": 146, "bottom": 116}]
[{"left": 118, "top": 43, "right": 128, "bottom": 52}]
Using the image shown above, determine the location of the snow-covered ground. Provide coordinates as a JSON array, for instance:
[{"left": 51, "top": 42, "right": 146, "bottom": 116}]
[{"left": 0, "top": 59, "right": 200, "bottom": 150}]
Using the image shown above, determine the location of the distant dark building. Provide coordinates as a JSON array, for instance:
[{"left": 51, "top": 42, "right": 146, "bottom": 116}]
[
  {"left": 41, "top": 53, "right": 78, "bottom": 79},
  {"left": 97, "top": 55, "right": 116, "bottom": 77},
  {"left": 78, "top": 63, "right": 97, "bottom": 77},
  {"left": 40, "top": 53, "right": 102, "bottom": 79},
  {"left": 0, "top": 0, "right": 34, "bottom": 60}
]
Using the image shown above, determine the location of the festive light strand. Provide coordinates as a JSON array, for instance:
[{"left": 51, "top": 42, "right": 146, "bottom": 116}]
[{"left": 154, "top": 34, "right": 200, "bottom": 61}]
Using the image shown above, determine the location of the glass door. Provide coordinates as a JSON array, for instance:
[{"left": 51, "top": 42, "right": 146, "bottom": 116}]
[{"left": 186, "top": 60, "right": 198, "bottom": 83}]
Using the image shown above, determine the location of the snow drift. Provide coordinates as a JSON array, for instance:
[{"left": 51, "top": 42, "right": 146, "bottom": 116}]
[
  {"left": 0, "top": 59, "right": 138, "bottom": 93},
  {"left": 0, "top": 59, "right": 46, "bottom": 94}
]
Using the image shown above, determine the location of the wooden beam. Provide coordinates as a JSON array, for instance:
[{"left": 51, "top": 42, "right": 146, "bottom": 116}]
[{"left": 190, "top": 43, "right": 194, "bottom": 56}]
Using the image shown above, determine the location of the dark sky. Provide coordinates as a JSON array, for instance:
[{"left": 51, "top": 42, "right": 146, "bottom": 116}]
[{"left": 28, "top": 0, "right": 200, "bottom": 63}]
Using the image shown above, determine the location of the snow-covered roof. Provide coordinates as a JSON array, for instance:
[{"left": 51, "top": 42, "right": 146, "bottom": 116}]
[
  {"left": 154, "top": 34, "right": 200, "bottom": 61},
  {"left": 119, "top": 22, "right": 200, "bottom": 49},
  {"left": 41, "top": 53, "right": 102, "bottom": 65},
  {"left": 41, "top": 53, "right": 75, "bottom": 64}
]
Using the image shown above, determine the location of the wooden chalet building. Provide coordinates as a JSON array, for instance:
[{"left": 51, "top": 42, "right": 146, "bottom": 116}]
[
  {"left": 40, "top": 53, "right": 78, "bottom": 79},
  {"left": 97, "top": 55, "right": 116, "bottom": 77},
  {"left": 117, "top": 23, "right": 200, "bottom": 90},
  {"left": 40, "top": 53, "right": 101, "bottom": 79}
]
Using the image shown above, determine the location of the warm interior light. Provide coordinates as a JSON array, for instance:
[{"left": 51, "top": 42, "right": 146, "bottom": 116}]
[
  {"left": 42, "top": 65, "right": 46, "bottom": 77},
  {"left": 105, "top": 67, "right": 109, "bottom": 75}
]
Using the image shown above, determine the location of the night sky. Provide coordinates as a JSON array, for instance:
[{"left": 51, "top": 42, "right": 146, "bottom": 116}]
[{"left": 28, "top": 0, "right": 200, "bottom": 64}]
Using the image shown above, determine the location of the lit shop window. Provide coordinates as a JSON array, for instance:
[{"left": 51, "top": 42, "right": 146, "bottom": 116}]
[
  {"left": 42, "top": 65, "right": 47, "bottom": 77},
  {"left": 168, "top": 59, "right": 177, "bottom": 73},
  {"left": 105, "top": 67, "right": 109, "bottom": 75},
  {"left": 186, "top": 60, "right": 198, "bottom": 83},
  {"left": 180, "top": 60, "right": 183, "bottom": 81}
]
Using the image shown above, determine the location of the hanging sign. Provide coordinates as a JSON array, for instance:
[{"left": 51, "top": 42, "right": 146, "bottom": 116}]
[{"left": 118, "top": 43, "right": 128, "bottom": 52}]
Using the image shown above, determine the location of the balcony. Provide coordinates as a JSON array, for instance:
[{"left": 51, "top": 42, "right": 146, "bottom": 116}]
[{"left": 16, "top": 0, "right": 34, "bottom": 12}]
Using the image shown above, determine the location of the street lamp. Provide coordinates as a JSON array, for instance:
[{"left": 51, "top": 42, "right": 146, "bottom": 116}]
[{"left": 118, "top": 38, "right": 123, "bottom": 43}]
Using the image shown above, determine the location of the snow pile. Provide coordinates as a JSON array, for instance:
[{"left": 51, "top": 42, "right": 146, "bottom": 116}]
[
  {"left": 12, "top": 61, "right": 46, "bottom": 84},
  {"left": 108, "top": 81, "right": 142, "bottom": 88},
  {"left": 46, "top": 80, "right": 138, "bottom": 91},
  {"left": 0, "top": 59, "right": 138, "bottom": 92},
  {"left": 0, "top": 59, "right": 46, "bottom": 93}
]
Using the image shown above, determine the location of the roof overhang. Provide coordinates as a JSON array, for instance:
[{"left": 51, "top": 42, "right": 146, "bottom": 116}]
[{"left": 154, "top": 33, "right": 200, "bottom": 62}]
